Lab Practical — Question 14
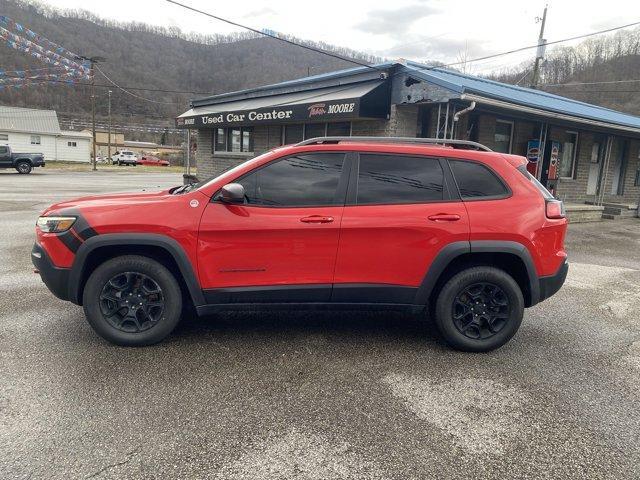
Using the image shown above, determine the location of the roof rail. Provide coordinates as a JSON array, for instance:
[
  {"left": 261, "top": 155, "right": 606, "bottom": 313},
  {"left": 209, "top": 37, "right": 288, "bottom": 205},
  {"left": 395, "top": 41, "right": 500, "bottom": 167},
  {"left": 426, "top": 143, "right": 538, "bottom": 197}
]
[{"left": 295, "top": 136, "right": 492, "bottom": 152}]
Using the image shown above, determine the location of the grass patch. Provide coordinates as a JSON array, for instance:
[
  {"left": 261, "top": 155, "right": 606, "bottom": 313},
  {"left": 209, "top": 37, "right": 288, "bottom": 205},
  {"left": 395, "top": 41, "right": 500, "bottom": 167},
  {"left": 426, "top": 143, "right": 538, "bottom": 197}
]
[{"left": 45, "top": 161, "right": 194, "bottom": 174}]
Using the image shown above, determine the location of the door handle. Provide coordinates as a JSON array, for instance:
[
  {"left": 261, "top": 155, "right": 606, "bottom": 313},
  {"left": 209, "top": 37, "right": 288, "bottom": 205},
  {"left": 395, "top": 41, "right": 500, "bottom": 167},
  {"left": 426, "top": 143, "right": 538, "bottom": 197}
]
[
  {"left": 428, "top": 213, "right": 461, "bottom": 222},
  {"left": 300, "top": 215, "right": 334, "bottom": 224}
]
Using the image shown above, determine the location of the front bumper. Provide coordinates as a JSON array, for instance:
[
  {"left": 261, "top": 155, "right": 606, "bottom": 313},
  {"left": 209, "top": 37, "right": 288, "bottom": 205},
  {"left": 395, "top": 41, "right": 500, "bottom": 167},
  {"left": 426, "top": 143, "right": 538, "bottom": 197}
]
[
  {"left": 31, "top": 243, "right": 70, "bottom": 301},
  {"left": 538, "top": 260, "right": 569, "bottom": 303}
]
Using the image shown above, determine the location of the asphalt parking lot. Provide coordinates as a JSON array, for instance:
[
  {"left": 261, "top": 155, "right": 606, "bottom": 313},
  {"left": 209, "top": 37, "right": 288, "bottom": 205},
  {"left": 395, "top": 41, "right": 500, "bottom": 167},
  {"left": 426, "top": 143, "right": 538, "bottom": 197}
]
[{"left": 1, "top": 169, "right": 639, "bottom": 479}]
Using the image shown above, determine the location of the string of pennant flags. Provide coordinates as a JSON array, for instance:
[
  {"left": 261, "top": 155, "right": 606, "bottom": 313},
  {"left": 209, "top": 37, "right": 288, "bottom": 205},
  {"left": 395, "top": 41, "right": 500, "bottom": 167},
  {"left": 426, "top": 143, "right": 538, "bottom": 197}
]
[{"left": 0, "top": 15, "right": 92, "bottom": 91}]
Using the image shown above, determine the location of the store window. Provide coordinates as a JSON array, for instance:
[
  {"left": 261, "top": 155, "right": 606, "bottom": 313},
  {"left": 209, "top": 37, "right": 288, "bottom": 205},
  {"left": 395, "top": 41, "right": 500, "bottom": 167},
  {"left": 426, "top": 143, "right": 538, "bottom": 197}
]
[
  {"left": 494, "top": 120, "right": 513, "bottom": 154},
  {"left": 212, "top": 127, "right": 253, "bottom": 152},
  {"left": 326, "top": 122, "right": 351, "bottom": 136},
  {"left": 237, "top": 153, "right": 345, "bottom": 206},
  {"left": 213, "top": 128, "right": 226, "bottom": 152},
  {"left": 30, "top": 135, "right": 41, "bottom": 145},
  {"left": 0, "top": 134, "right": 8, "bottom": 141},
  {"left": 357, "top": 154, "right": 444, "bottom": 204},
  {"left": 559, "top": 131, "right": 578, "bottom": 179},
  {"left": 67, "top": 141, "right": 77, "bottom": 147},
  {"left": 304, "top": 123, "right": 325, "bottom": 140},
  {"left": 284, "top": 124, "right": 304, "bottom": 144}
]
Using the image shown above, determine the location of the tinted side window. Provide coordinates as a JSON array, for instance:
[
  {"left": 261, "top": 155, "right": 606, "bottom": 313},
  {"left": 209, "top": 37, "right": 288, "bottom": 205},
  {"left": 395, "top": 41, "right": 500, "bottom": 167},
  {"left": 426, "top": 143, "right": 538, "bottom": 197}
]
[
  {"left": 238, "top": 153, "right": 345, "bottom": 206},
  {"left": 0, "top": 147, "right": 8, "bottom": 155},
  {"left": 357, "top": 154, "right": 444, "bottom": 205},
  {"left": 449, "top": 160, "right": 509, "bottom": 199}
]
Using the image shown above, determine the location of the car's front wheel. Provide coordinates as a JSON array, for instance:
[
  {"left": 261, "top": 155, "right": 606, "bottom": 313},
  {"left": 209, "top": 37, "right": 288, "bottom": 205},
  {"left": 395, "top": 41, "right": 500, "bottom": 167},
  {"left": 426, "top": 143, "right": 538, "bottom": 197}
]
[
  {"left": 82, "top": 255, "right": 183, "bottom": 346},
  {"left": 434, "top": 266, "right": 524, "bottom": 352}
]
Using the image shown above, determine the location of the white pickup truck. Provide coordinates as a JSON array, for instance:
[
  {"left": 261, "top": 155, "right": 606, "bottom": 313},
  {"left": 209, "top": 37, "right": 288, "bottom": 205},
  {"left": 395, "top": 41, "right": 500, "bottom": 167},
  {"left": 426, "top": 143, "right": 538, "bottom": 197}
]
[{"left": 112, "top": 150, "right": 138, "bottom": 166}]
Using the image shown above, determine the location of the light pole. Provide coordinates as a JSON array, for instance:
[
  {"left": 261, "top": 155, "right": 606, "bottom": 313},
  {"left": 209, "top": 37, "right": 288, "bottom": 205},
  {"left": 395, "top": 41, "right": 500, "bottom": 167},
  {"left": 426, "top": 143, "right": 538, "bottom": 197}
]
[
  {"left": 76, "top": 55, "right": 106, "bottom": 170},
  {"left": 107, "top": 90, "right": 112, "bottom": 164}
]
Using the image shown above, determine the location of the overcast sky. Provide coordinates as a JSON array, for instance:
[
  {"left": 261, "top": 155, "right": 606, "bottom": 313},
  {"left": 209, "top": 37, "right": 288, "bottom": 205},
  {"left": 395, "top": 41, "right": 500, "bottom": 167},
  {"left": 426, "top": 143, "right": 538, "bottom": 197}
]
[{"left": 42, "top": 0, "right": 640, "bottom": 74}]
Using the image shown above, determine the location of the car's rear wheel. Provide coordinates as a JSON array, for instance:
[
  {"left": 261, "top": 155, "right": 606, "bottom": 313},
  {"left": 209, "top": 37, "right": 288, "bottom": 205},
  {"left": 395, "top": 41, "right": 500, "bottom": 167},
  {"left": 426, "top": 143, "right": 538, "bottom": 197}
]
[
  {"left": 82, "top": 255, "right": 182, "bottom": 346},
  {"left": 434, "top": 266, "right": 524, "bottom": 352},
  {"left": 16, "top": 161, "right": 32, "bottom": 174}
]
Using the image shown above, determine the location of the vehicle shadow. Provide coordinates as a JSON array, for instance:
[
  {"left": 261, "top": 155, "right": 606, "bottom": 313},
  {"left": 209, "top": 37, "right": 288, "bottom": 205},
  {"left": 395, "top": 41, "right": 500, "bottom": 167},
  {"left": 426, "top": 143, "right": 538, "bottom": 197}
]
[{"left": 172, "top": 308, "right": 442, "bottom": 346}]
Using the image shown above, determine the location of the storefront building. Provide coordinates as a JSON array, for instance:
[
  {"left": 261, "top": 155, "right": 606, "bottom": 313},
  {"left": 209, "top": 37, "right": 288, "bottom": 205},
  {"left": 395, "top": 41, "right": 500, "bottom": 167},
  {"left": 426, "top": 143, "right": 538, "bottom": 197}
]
[{"left": 177, "top": 60, "right": 640, "bottom": 220}]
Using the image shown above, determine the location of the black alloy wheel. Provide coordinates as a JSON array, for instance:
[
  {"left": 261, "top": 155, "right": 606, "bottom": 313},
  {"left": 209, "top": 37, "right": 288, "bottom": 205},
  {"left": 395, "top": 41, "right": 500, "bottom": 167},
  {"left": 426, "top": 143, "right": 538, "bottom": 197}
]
[
  {"left": 452, "top": 282, "right": 509, "bottom": 340},
  {"left": 99, "top": 272, "right": 165, "bottom": 333},
  {"left": 434, "top": 266, "right": 524, "bottom": 352},
  {"left": 83, "top": 255, "right": 183, "bottom": 346}
]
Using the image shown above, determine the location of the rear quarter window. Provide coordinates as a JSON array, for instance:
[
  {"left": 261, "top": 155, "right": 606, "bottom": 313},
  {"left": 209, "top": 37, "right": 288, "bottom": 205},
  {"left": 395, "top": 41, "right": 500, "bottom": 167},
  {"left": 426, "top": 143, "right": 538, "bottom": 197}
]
[{"left": 449, "top": 160, "right": 509, "bottom": 199}]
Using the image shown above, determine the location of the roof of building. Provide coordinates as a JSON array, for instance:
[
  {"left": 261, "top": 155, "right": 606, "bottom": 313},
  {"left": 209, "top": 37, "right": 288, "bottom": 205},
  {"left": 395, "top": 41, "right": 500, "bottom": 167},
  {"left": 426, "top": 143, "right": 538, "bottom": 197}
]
[
  {"left": 0, "top": 105, "right": 62, "bottom": 134},
  {"left": 187, "top": 60, "right": 640, "bottom": 133},
  {"left": 402, "top": 61, "right": 640, "bottom": 130},
  {"left": 60, "top": 130, "right": 93, "bottom": 139}
]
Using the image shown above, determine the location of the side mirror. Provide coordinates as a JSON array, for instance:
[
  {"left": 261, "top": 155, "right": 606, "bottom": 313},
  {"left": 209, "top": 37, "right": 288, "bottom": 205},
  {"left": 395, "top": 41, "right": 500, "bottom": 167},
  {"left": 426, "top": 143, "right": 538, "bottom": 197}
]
[{"left": 219, "top": 183, "right": 245, "bottom": 204}]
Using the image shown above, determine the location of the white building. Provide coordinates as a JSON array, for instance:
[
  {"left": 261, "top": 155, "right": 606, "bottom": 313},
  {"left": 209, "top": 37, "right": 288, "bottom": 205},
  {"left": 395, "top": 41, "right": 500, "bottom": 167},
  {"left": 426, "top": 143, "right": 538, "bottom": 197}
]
[{"left": 0, "top": 105, "right": 92, "bottom": 162}]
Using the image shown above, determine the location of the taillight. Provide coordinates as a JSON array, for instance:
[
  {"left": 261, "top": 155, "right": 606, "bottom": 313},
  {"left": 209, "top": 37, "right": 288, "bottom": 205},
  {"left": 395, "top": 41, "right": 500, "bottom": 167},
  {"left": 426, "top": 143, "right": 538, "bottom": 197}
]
[{"left": 545, "top": 199, "right": 565, "bottom": 219}]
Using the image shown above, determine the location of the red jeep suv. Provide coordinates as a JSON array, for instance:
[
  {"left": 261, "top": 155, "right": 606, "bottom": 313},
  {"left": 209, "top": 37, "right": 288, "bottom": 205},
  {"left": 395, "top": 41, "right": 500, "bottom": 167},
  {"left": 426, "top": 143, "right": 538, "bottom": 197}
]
[{"left": 32, "top": 137, "right": 568, "bottom": 352}]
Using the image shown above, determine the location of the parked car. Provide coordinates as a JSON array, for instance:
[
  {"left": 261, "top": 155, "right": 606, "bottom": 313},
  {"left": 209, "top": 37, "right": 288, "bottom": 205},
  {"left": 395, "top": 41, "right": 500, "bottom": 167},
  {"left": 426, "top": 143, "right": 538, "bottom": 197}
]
[
  {"left": 138, "top": 154, "right": 170, "bottom": 166},
  {"left": 0, "top": 145, "right": 45, "bottom": 174},
  {"left": 32, "top": 137, "right": 568, "bottom": 351},
  {"left": 112, "top": 150, "right": 137, "bottom": 166}
]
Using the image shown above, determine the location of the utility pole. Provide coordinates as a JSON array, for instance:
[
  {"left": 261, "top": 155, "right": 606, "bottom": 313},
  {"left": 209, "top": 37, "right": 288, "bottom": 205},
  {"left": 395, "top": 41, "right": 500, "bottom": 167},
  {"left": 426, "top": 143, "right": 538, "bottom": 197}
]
[
  {"left": 107, "top": 90, "right": 112, "bottom": 164},
  {"left": 531, "top": 5, "right": 548, "bottom": 89},
  {"left": 76, "top": 55, "right": 106, "bottom": 170}
]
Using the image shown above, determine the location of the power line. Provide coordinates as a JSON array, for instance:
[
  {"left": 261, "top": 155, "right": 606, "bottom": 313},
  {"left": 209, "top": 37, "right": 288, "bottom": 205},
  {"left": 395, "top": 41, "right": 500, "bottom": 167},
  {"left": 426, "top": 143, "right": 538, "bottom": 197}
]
[
  {"left": 543, "top": 79, "right": 640, "bottom": 87},
  {"left": 431, "top": 20, "right": 640, "bottom": 69},
  {"left": 164, "top": 0, "right": 377, "bottom": 71},
  {"left": 94, "top": 64, "right": 182, "bottom": 105}
]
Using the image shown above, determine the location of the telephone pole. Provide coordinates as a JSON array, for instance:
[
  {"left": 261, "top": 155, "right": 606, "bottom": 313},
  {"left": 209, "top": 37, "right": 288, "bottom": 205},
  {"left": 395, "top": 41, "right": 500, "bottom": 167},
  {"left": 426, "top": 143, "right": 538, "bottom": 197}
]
[
  {"left": 76, "top": 55, "right": 106, "bottom": 170},
  {"left": 531, "top": 5, "right": 548, "bottom": 88},
  {"left": 107, "top": 90, "right": 112, "bottom": 164}
]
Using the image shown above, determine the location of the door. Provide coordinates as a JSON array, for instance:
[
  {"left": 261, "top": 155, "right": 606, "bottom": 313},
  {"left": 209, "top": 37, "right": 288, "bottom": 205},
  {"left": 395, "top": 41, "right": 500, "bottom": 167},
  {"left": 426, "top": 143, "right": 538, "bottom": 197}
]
[
  {"left": 0, "top": 146, "right": 11, "bottom": 167},
  {"left": 587, "top": 139, "right": 605, "bottom": 196},
  {"left": 332, "top": 153, "right": 469, "bottom": 304},
  {"left": 198, "top": 152, "right": 350, "bottom": 303}
]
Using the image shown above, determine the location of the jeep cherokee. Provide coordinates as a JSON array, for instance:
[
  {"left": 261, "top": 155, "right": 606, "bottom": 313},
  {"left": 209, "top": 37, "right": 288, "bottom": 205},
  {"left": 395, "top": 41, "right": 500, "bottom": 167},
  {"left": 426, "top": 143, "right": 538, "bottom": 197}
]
[{"left": 32, "top": 137, "right": 568, "bottom": 352}]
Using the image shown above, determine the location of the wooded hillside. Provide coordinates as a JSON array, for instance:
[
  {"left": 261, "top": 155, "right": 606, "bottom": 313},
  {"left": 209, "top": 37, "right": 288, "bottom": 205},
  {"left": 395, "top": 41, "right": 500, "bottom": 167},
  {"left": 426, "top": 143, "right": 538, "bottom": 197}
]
[{"left": 1, "top": 0, "right": 639, "bottom": 144}]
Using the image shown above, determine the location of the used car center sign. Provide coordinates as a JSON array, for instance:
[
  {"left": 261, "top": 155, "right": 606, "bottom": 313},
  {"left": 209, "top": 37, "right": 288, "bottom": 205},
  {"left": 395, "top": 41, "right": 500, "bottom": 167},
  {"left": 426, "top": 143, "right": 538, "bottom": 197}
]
[{"left": 176, "top": 99, "right": 363, "bottom": 128}]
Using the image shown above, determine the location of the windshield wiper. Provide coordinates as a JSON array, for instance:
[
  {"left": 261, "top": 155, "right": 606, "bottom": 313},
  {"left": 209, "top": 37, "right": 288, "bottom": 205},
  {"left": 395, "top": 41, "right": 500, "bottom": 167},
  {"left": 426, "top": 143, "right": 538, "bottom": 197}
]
[{"left": 172, "top": 182, "right": 197, "bottom": 195}]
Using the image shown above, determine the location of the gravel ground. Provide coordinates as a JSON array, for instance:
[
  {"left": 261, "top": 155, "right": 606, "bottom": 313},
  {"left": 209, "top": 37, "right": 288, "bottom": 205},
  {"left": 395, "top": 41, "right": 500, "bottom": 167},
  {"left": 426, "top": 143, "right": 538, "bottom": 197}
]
[{"left": 1, "top": 169, "right": 639, "bottom": 479}]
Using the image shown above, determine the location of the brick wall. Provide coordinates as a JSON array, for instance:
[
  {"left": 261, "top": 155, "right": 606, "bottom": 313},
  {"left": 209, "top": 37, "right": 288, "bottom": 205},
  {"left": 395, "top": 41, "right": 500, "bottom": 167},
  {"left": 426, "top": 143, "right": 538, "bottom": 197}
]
[{"left": 352, "top": 104, "right": 418, "bottom": 137}]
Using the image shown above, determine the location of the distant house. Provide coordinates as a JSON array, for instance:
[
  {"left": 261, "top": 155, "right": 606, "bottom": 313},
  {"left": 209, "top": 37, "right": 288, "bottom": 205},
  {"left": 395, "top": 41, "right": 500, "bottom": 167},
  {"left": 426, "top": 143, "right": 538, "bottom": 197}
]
[{"left": 0, "top": 106, "right": 92, "bottom": 162}]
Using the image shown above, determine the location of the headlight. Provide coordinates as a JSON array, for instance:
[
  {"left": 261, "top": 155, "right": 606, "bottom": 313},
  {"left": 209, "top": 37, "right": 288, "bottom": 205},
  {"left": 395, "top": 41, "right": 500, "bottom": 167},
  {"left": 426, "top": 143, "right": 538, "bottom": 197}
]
[{"left": 36, "top": 216, "right": 76, "bottom": 233}]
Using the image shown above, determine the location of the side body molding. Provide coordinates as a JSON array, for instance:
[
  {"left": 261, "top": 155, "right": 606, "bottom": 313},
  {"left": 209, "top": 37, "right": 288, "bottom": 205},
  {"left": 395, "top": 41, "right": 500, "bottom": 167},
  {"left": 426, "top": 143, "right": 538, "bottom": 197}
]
[
  {"left": 67, "top": 233, "right": 205, "bottom": 306},
  {"left": 413, "top": 240, "right": 540, "bottom": 307},
  {"left": 469, "top": 240, "right": 540, "bottom": 306},
  {"left": 414, "top": 241, "right": 470, "bottom": 305}
]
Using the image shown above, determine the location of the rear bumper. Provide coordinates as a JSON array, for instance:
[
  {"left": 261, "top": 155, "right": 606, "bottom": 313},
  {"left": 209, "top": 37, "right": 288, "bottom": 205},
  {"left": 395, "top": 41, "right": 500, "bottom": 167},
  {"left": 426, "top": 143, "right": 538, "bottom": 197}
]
[
  {"left": 538, "top": 260, "right": 568, "bottom": 303},
  {"left": 31, "top": 242, "right": 70, "bottom": 301}
]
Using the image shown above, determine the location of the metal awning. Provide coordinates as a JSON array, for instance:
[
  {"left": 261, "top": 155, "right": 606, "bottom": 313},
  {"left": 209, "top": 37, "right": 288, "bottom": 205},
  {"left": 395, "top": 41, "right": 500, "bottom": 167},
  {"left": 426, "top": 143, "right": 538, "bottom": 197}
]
[{"left": 176, "top": 80, "right": 389, "bottom": 128}]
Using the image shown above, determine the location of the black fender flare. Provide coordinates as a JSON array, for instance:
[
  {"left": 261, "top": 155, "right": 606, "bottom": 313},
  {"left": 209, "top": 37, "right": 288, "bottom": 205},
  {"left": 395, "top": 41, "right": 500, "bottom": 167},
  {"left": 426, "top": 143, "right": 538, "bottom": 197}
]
[
  {"left": 14, "top": 158, "right": 33, "bottom": 164},
  {"left": 67, "top": 233, "right": 205, "bottom": 306},
  {"left": 413, "top": 240, "right": 540, "bottom": 307}
]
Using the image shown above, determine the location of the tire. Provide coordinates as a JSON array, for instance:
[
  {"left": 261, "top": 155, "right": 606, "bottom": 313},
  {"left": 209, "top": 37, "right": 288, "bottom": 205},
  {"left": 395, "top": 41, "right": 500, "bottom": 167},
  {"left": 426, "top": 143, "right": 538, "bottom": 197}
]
[
  {"left": 434, "top": 266, "right": 524, "bottom": 352},
  {"left": 82, "top": 255, "right": 183, "bottom": 346},
  {"left": 16, "top": 161, "right": 32, "bottom": 174}
]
